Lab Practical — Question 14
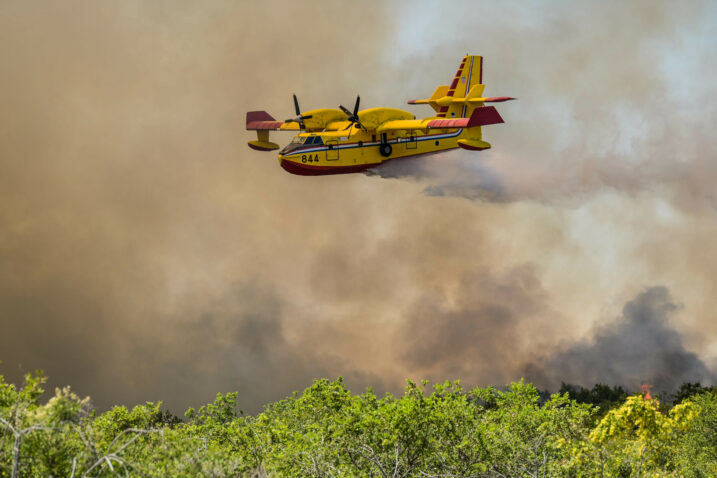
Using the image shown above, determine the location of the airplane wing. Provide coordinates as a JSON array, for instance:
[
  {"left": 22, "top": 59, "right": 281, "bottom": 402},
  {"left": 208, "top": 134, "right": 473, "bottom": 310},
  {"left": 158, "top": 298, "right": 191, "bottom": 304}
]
[
  {"left": 376, "top": 106, "right": 505, "bottom": 133},
  {"left": 246, "top": 111, "right": 287, "bottom": 151},
  {"left": 247, "top": 109, "right": 349, "bottom": 133},
  {"left": 375, "top": 119, "right": 431, "bottom": 133},
  {"left": 246, "top": 111, "right": 285, "bottom": 130}
]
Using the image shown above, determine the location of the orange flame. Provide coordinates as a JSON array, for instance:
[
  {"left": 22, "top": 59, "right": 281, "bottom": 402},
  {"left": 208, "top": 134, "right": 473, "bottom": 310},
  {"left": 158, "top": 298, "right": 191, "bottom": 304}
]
[{"left": 640, "top": 384, "right": 653, "bottom": 400}]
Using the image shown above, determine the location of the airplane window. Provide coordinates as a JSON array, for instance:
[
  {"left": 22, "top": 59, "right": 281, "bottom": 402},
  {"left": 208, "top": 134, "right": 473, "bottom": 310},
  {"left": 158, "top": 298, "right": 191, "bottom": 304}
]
[
  {"left": 291, "top": 136, "right": 306, "bottom": 144},
  {"left": 313, "top": 136, "right": 323, "bottom": 145},
  {"left": 306, "top": 137, "right": 315, "bottom": 144}
]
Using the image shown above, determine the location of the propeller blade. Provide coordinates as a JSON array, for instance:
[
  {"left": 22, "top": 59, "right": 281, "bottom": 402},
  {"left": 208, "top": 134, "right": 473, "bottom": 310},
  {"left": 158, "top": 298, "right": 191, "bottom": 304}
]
[
  {"left": 285, "top": 114, "right": 312, "bottom": 124},
  {"left": 293, "top": 94, "right": 301, "bottom": 115},
  {"left": 353, "top": 95, "right": 360, "bottom": 117},
  {"left": 339, "top": 105, "right": 352, "bottom": 117}
]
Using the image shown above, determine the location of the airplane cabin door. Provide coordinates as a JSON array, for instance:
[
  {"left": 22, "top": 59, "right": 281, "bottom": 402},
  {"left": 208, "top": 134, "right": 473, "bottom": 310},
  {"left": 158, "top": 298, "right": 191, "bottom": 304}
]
[{"left": 326, "top": 140, "right": 339, "bottom": 161}]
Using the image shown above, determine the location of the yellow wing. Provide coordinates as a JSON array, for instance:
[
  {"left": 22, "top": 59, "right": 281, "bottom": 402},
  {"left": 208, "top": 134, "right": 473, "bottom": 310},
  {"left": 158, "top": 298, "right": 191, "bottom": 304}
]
[{"left": 376, "top": 106, "right": 506, "bottom": 133}]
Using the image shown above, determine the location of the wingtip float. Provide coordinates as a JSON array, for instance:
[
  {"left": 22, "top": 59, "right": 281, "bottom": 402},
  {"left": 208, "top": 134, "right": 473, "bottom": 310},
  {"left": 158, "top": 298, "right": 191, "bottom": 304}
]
[{"left": 246, "top": 55, "right": 515, "bottom": 176}]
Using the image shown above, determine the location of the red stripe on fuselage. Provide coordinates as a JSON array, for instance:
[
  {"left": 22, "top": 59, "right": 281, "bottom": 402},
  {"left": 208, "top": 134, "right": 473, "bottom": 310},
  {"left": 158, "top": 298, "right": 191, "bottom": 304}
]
[{"left": 281, "top": 160, "right": 374, "bottom": 176}]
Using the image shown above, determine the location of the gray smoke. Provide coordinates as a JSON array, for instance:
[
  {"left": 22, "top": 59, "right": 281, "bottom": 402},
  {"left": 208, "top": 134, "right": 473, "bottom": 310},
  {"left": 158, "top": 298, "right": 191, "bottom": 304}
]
[
  {"left": 366, "top": 152, "right": 509, "bottom": 202},
  {"left": 1, "top": 1, "right": 716, "bottom": 414},
  {"left": 368, "top": 1, "right": 717, "bottom": 212},
  {"left": 395, "top": 265, "right": 556, "bottom": 386},
  {"left": 128, "top": 282, "right": 386, "bottom": 412},
  {"left": 526, "top": 286, "right": 717, "bottom": 392}
]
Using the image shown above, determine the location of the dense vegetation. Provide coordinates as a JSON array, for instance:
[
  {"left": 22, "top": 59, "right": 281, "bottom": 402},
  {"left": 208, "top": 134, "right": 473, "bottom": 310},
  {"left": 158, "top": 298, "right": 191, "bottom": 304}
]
[{"left": 1, "top": 371, "right": 715, "bottom": 477}]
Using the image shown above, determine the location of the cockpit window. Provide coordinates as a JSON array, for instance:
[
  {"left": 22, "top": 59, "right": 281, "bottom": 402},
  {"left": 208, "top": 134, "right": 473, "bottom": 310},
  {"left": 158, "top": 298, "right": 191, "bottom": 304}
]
[
  {"left": 309, "top": 136, "right": 324, "bottom": 145},
  {"left": 290, "top": 136, "right": 324, "bottom": 146}
]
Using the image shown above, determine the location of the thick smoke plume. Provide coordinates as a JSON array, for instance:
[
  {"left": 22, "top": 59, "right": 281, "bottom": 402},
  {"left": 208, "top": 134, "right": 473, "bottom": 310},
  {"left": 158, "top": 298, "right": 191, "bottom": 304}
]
[
  {"left": 370, "top": 1, "right": 717, "bottom": 211},
  {"left": 1, "top": 1, "right": 715, "bottom": 413},
  {"left": 526, "top": 287, "right": 717, "bottom": 392}
]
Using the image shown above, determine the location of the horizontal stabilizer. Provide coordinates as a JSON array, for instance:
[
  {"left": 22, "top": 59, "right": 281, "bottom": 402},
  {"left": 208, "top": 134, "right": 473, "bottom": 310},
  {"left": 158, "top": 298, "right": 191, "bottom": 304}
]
[
  {"left": 410, "top": 94, "right": 515, "bottom": 107},
  {"left": 407, "top": 85, "right": 449, "bottom": 106},
  {"left": 480, "top": 97, "right": 515, "bottom": 102},
  {"left": 451, "top": 96, "right": 516, "bottom": 104}
]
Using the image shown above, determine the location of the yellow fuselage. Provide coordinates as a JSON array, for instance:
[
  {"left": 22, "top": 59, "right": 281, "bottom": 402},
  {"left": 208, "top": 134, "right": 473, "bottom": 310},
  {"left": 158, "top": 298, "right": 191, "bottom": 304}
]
[
  {"left": 277, "top": 125, "right": 465, "bottom": 176},
  {"left": 247, "top": 55, "right": 513, "bottom": 173}
]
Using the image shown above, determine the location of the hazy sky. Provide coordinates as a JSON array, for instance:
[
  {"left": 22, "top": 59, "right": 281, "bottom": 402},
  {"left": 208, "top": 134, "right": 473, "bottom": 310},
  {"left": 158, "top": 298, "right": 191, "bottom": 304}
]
[{"left": 1, "top": 0, "right": 715, "bottom": 413}]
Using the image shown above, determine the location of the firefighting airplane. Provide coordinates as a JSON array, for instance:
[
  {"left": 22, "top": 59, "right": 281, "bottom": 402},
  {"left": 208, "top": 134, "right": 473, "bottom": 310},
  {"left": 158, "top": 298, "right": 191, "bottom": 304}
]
[{"left": 246, "top": 55, "right": 514, "bottom": 176}]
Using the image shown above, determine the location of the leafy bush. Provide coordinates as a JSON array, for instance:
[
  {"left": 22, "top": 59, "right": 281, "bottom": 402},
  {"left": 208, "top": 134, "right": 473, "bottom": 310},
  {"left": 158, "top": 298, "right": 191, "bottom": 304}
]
[{"left": 1, "top": 371, "right": 715, "bottom": 477}]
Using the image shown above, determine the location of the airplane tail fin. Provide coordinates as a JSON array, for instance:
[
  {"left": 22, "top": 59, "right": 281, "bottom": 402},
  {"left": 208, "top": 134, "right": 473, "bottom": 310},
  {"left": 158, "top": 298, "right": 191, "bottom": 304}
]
[
  {"left": 408, "top": 55, "right": 483, "bottom": 118},
  {"left": 408, "top": 55, "right": 514, "bottom": 120},
  {"left": 441, "top": 55, "right": 483, "bottom": 118}
]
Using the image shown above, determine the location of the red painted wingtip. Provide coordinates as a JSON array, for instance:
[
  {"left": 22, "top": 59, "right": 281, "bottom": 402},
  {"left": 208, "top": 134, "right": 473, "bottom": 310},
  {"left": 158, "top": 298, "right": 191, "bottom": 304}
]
[
  {"left": 482, "top": 97, "right": 516, "bottom": 103},
  {"left": 246, "top": 110, "right": 276, "bottom": 129},
  {"left": 467, "top": 106, "right": 504, "bottom": 127},
  {"left": 426, "top": 118, "right": 470, "bottom": 129},
  {"left": 247, "top": 120, "right": 283, "bottom": 130}
]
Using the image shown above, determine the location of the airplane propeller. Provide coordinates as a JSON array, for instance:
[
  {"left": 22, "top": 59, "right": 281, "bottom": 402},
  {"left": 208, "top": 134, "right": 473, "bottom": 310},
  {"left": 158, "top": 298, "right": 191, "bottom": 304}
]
[
  {"left": 285, "top": 94, "right": 313, "bottom": 129},
  {"left": 339, "top": 95, "right": 364, "bottom": 138}
]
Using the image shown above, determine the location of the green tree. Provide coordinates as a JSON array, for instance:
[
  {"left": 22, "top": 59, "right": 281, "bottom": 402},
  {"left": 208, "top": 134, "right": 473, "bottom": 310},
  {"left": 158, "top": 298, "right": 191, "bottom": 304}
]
[
  {"left": 0, "top": 371, "right": 91, "bottom": 478},
  {"left": 573, "top": 393, "right": 701, "bottom": 477},
  {"left": 672, "top": 382, "right": 714, "bottom": 406},
  {"left": 4, "top": 369, "right": 715, "bottom": 477},
  {"left": 559, "top": 383, "right": 628, "bottom": 416},
  {"left": 474, "top": 381, "right": 593, "bottom": 478},
  {"left": 671, "top": 390, "right": 717, "bottom": 477}
]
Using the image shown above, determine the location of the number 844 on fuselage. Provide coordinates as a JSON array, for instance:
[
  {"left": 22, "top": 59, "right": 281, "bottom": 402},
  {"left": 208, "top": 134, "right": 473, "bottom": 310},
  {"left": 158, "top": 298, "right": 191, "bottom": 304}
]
[{"left": 246, "top": 54, "right": 515, "bottom": 176}]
